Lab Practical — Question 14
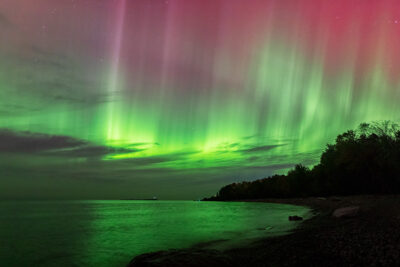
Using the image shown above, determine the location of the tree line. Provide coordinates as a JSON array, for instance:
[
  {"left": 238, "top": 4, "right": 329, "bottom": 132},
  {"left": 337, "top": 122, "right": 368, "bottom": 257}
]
[{"left": 205, "top": 121, "right": 400, "bottom": 200}]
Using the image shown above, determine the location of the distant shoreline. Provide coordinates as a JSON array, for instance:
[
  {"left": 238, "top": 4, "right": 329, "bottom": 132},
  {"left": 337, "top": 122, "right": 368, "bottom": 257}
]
[{"left": 129, "top": 195, "right": 400, "bottom": 266}]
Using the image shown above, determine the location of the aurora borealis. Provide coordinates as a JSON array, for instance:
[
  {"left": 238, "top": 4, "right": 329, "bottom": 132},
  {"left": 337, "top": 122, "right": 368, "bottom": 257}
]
[{"left": 1, "top": 0, "right": 400, "bottom": 199}]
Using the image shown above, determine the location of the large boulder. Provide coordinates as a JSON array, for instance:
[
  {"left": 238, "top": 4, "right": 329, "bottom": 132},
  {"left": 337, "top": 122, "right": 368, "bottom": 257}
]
[{"left": 332, "top": 206, "right": 360, "bottom": 218}]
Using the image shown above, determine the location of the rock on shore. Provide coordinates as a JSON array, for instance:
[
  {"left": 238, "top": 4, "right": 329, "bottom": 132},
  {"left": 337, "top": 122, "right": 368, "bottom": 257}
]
[{"left": 332, "top": 206, "right": 359, "bottom": 218}]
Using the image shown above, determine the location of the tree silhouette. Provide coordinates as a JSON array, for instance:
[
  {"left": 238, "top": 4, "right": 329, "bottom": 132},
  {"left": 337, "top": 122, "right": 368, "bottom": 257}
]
[{"left": 205, "top": 121, "right": 400, "bottom": 200}]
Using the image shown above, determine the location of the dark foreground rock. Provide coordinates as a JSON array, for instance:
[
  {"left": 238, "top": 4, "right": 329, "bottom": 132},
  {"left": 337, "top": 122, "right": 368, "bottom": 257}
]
[
  {"left": 128, "top": 249, "right": 233, "bottom": 267},
  {"left": 129, "top": 195, "right": 400, "bottom": 267},
  {"left": 288, "top": 215, "right": 303, "bottom": 221}
]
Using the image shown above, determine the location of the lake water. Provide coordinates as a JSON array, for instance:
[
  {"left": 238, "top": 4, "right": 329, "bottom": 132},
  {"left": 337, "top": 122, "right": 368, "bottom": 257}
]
[{"left": 0, "top": 200, "right": 310, "bottom": 266}]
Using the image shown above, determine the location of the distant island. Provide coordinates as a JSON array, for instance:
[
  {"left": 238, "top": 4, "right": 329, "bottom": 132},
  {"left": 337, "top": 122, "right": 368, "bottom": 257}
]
[{"left": 205, "top": 121, "right": 400, "bottom": 201}]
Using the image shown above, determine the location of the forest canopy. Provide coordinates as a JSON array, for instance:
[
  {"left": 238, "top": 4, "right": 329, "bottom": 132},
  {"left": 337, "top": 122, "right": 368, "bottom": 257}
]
[{"left": 206, "top": 121, "right": 400, "bottom": 200}]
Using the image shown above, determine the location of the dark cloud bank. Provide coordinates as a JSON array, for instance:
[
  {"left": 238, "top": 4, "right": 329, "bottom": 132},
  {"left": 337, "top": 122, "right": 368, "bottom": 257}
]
[{"left": 0, "top": 128, "right": 136, "bottom": 158}]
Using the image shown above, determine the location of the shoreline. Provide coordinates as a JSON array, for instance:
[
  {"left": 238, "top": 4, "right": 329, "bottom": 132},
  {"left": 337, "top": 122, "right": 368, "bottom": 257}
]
[{"left": 129, "top": 195, "right": 400, "bottom": 266}]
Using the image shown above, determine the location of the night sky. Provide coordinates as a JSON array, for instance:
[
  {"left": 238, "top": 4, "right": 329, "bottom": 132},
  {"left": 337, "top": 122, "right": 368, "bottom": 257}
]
[{"left": 1, "top": 0, "right": 400, "bottom": 199}]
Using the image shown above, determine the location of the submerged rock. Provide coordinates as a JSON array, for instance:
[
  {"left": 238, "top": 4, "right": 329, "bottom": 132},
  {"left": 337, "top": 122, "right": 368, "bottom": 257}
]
[
  {"left": 289, "top": 215, "right": 303, "bottom": 221},
  {"left": 332, "top": 206, "right": 360, "bottom": 218}
]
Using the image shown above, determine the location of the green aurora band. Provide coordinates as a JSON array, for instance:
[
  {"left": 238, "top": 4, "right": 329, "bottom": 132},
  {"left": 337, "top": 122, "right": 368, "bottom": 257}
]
[{"left": 1, "top": 0, "right": 400, "bottom": 198}]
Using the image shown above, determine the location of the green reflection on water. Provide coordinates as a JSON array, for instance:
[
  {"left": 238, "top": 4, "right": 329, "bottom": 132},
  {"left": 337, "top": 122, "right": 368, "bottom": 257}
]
[{"left": 0, "top": 201, "right": 310, "bottom": 266}]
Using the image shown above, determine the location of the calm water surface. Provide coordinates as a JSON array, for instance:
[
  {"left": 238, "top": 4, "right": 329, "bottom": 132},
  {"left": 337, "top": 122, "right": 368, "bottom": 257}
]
[{"left": 0, "top": 201, "right": 310, "bottom": 266}]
